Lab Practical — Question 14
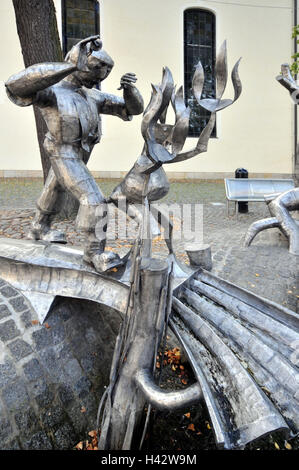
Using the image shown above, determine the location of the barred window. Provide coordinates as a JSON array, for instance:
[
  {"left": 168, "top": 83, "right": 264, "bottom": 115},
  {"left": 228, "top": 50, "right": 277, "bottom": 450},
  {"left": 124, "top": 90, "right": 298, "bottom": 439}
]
[
  {"left": 184, "top": 9, "right": 216, "bottom": 137},
  {"left": 62, "top": 0, "right": 100, "bottom": 55}
]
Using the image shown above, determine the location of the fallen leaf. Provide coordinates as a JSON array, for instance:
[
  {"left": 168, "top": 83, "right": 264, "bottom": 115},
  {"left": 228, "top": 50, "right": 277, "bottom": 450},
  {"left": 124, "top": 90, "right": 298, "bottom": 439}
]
[
  {"left": 184, "top": 412, "right": 191, "bottom": 419},
  {"left": 181, "top": 378, "right": 188, "bottom": 385},
  {"left": 88, "top": 430, "right": 97, "bottom": 438},
  {"left": 196, "top": 431, "right": 202, "bottom": 435},
  {"left": 156, "top": 361, "right": 160, "bottom": 369},
  {"left": 187, "top": 423, "right": 195, "bottom": 431},
  {"left": 285, "top": 442, "right": 292, "bottom": 450},
  {"left": 274, "top": 442, "right": 280, "bottom": 450},
  {"left": 31, "top": 320, "right": 39, "bottom": 325},
  {"left": 206, "top": 421, "right": 211, "bottom": 430},
  {"left": 81, "top": 406, "right": 86, "bottom": 413},
  {"left": 255, "top": 273, "right": 260, "bottom": 277},
  {"left": 75, "top": 441, "right": 83, "bottom": 450},
  {"left": 44, "top": 323, "right": 51, "bottom": 329}
]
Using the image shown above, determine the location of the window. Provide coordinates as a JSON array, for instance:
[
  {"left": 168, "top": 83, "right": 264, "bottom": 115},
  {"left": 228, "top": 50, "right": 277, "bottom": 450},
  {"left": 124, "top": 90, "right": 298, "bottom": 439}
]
[
  {"left": 62, "top": 0, "right": 100, "bottom": 55},
  {"left": 184, "top": 9, "right": 216, "bottom": 137}
]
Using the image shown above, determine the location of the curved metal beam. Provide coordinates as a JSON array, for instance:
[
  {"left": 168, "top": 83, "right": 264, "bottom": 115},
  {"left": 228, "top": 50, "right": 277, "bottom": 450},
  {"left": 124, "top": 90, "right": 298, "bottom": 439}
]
[{"left": 135, "top": 368, "right": 202, "bottom": 411}]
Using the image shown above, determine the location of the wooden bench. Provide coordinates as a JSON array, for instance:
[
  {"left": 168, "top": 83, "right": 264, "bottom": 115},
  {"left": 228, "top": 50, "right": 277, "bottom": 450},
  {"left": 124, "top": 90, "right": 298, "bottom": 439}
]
[{"left": 224, "top": 178, "right": 295, "bottom": 216}]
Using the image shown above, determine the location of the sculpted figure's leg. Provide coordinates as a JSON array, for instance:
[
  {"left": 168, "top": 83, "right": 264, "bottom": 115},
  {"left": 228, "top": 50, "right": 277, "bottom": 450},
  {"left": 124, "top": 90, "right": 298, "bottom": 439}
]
[
  {"left": 268, "top": 199, "right": 299, "bottom": 255},
  {"left": 28, "top": 167, "right": 67, "bottom": 243},
  {"left": 49, "top": 151, "right": 121, "bottom": 271}
]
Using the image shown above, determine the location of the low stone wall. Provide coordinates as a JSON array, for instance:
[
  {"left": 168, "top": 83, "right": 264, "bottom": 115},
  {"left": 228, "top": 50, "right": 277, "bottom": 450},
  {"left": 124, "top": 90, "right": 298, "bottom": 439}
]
[{"left": 0, "top": 280, "right": 121, "bottom": 450}]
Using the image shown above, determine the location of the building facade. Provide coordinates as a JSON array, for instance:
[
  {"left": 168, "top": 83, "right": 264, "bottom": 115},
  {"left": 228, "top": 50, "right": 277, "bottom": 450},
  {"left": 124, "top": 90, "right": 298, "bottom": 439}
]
[{"left": 0, "top": 0, "right": 297, "bottom": 180}]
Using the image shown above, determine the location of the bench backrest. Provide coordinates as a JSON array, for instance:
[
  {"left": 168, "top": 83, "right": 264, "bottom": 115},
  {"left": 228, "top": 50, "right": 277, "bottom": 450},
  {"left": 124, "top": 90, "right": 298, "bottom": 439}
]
[{"left": 225, "top": 178, "right": 295, "bottom": 201}]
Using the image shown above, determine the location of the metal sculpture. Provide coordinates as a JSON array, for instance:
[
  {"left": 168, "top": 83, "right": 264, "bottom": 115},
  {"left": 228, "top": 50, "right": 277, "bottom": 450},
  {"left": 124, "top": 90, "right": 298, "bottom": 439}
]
[
  {"left": 245, "top": 64, "right": 299, "bottom": 255},
  {"left": 5, "top": 35, "right": 144, "bottom": 273},
  {"left": 109, "top": 41, "right": 242, "bottom": 255},
  {"left": 244, "top": 187, "right": 299, "bottom": 254},
  {"left": 2, "top": 38, "right": 298, "bottom": 452}
]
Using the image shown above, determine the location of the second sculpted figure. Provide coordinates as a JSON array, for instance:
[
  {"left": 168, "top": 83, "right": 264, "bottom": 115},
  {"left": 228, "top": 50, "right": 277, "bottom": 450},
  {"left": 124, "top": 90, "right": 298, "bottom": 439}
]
[{"left": 5, "top": 36, "right": 144, "bottom": 272}]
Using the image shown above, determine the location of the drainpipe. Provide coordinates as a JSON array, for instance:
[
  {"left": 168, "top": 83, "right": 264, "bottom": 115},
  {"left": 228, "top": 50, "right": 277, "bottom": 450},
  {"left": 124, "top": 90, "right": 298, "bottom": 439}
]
[{"left": 294, "top": 0, "right": 298, "bottom": 179}]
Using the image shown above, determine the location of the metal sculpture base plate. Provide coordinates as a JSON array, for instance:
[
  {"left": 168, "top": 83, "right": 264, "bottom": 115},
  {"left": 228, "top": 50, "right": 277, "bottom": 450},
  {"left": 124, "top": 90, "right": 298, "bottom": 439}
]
[{"left": 0, "top": 238, "right": 198, "bottom": 324}]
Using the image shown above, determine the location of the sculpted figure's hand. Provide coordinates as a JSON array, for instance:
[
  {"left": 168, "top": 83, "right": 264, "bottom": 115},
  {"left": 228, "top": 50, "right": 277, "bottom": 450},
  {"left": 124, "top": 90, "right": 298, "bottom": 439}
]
[
  {"left": 118, "top": 73, "right": 138, "bottom": 90},
  {"left": 68, "top": 35, "right": 102, "bottom": 72}
]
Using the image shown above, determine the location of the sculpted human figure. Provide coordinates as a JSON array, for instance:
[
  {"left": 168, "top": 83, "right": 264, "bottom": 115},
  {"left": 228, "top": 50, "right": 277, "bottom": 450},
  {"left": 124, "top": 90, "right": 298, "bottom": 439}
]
[
  {"left": 5, "top": 35, "right": 144, "bottom": 272},
  {"left": 244, "top": 64, "right": 299, "bottom": 255}
]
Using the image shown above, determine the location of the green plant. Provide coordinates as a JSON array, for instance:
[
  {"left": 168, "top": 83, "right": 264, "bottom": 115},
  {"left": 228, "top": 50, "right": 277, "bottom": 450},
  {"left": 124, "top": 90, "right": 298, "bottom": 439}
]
[{"left": 291, "top": 25, "right": 299, "bottom": 75}]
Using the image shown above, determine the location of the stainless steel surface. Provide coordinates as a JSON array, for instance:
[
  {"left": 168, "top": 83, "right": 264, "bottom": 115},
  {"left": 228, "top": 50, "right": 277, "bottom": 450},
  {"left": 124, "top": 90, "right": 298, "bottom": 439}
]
[
  {"left": 135, "top": 368, "right": 202, "bottom": 411},
  {"left": 170, "top": 270, "right": 299, "bottom": 449},
  {"left": 5, "top": 36, "right": 144, "bottom": 273},
  {"left": 3, "top": 38, "right": 297, "bottom": 451},
  {"left": 109, "top": 42, "right": 242, "bottom": 254},
  {"left": 245, "top": 187, "right": 299, "bottom": 255},
  {"left": 243, "top": 66, "right": 299, "bottom": 253},
  {"left": 185, "top": 243, "right": 212, "bottom": 270},
  {"left": 0, "top": 237, "right": 130, "bottom": 323},
  {"left": 225, "top": 178, "right": 295, "bottom": 202},
  {"left": 0, "top": 237, "right": 197, "bottom": 323}
]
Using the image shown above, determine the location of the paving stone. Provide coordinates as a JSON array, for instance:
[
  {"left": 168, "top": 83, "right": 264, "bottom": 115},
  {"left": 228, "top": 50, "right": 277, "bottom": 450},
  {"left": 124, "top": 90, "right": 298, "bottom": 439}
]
[
  {"left": 38, "top": 348, "right": 63, "bottom": 381},
  {"left": 14, "top": 406, "right": 39, "bottom": 436},
  {"left": 63, "top": 358, "right": 83, "bottom": 382},
  {"left": 74, "top": 376, "right": 92, "bottom": 399},
  {"left": 2, "top": 379, "right": 30, "bottom": 411},
  {"left": 0, "top": 417, "right": 13, "bottom": 442},
  {"left": 0, "top": 304, "right": 11, "bottom": 320},
  {"left": 50, "top": 322, "right": 66, "bottom": 345},
  {"left": 0, "top": 285, "right": 17, "bottom": 298},
  {"left": 53, "top": 422, "right": 76, "bottom": 450},
  {"left": 0, "top": 319, "right": 20, "bottom": 342},
  {"left": 57, "top": 384, "right": 75, "bottom": 407},
  {"left": 8, "top": 296, "right": 28, "bottom": 312},
  {"left": 41, "top": 405, "right": 66, "bottom": 430},
  {"left": 32, "top": 328, "right": 53, "bottom": 350},
  {"left": 66, "top": 405, "right": 88, "bottom": 435},
  {"left": 20, "top": 310, "right": 35, "bottom": 329},
  {"left": 0, "top": 438, "right": 21, "bottom": 450},
  {"left": 8, "top": 339, "right": 32, "bottom": 361},
  {"left": 0, "top": 359, "right": 17, "bottom": 387},
  {"left": 23, "top": 431, "right": 53, "bottom": 450},
  {"left": 22, "top": 358, "right": 44, "bottom": 381},
  {"left": 30, "top": 378, "right": 54, "bottom": 409}
]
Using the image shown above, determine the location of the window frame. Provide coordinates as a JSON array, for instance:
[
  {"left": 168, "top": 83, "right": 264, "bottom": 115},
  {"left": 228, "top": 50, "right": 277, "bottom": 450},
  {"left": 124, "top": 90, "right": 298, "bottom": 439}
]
[
  {"left": 62, "top": 0, "right": 100, "bottom": 57},
  {"left": 183, "top": 8, "right": 217, "bottom": 138}
]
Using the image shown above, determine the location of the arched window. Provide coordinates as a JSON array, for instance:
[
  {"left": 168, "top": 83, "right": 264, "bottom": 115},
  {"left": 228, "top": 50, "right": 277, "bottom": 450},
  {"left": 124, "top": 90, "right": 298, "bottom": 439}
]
[
  {"left": 62, "top": 0, "right": 100, "bottom": 56},
  {"left": 184, "top": 9, "right": 216, "bottom": 137}
]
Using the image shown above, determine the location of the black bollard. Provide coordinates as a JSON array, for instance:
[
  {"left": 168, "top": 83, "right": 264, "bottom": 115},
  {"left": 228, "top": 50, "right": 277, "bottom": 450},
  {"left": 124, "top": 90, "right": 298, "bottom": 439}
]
[{"left": 235, "top": 168, "right": 248, "bottom": 213}]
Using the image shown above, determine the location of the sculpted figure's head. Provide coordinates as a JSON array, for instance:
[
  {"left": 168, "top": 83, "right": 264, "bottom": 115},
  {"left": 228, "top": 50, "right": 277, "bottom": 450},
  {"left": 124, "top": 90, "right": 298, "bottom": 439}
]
[{"left": 66, "top": 37, "right": 114, "bottom": 88}]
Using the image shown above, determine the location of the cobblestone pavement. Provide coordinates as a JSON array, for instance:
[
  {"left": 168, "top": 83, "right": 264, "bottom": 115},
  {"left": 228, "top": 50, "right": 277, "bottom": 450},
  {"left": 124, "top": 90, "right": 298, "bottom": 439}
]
[{"left": 0, "top": 179, "right": 298, "bottom": 450}]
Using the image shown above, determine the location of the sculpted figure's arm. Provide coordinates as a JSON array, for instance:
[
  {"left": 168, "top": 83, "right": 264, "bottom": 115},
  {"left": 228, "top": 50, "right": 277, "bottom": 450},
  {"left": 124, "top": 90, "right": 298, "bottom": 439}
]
[
  {"left": 119, "top": 72, "right": 144, "bottom": 115},
  {"left": 5, "top": 36, "right": 96, "bottom": 106},
  {"left": 276, "top": 63, "right": 299, "bottom": 95},
  {"left": 96, "top": 73, "right": 144, "bottom": 121}
]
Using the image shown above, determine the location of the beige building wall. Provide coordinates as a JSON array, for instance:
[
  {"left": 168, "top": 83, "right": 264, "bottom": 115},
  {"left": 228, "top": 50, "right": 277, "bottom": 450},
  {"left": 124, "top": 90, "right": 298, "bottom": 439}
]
[{"left": 0, "top": 0, "right": 295, "bottom": 178}]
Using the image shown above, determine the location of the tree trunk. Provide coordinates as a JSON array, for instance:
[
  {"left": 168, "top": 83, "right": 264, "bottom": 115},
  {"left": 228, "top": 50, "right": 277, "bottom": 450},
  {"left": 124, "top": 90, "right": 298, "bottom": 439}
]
[
  {"left": 12, "top": 0, "right": 79, "bottom": 218},
  {"left": 12, "top": 0, "right": 62, "bottom": 181}
]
